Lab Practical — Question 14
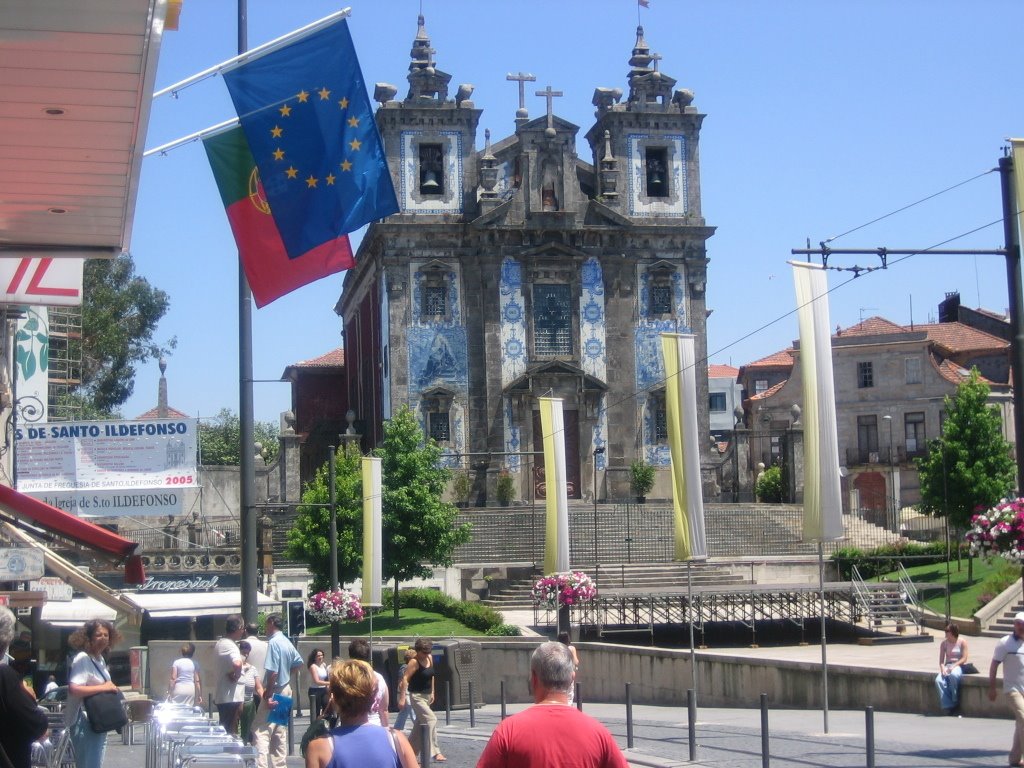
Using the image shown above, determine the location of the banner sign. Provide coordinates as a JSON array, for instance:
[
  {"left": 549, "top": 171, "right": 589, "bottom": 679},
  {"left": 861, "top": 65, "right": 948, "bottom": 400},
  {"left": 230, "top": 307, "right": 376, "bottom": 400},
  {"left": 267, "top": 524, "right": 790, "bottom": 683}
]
[
  {"left": 26, "top": 489, "right": 184, "bottom": 518},
  {"left": 15, "top": 307, "right": 49, "bottom": 423},
  {"left": 15, "top": 418, "right": 198, "bottom": 493},
  {"left": 0, "top": 548, "right": 45, "bottom": 580},
  {"left": 95, "top": 572, "right": 240, "bottom": 591}
]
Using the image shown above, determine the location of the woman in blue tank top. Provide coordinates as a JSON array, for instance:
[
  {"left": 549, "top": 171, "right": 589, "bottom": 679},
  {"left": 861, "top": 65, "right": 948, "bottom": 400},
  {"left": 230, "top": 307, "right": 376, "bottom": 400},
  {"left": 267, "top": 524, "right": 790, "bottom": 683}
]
[{"left": 304, "top": 659, "right": 418, "bottom": 768}]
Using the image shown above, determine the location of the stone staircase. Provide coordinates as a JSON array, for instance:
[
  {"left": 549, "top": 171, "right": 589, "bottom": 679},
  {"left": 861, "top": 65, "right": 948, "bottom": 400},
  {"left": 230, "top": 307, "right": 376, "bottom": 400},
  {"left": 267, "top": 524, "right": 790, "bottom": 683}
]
[
  {"left": 482, "top": 561, "right": 751, "bottom": 610},
  {"left": 982, "top": 601, "right": 1024, "bottom": 638}
]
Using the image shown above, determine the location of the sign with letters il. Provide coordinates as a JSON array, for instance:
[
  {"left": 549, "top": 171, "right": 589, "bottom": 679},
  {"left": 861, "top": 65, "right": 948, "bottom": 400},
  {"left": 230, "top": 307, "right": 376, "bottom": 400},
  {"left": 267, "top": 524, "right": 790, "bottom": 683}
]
[{"left": 0, "top": 257, "right": 83, "bottom": 306}]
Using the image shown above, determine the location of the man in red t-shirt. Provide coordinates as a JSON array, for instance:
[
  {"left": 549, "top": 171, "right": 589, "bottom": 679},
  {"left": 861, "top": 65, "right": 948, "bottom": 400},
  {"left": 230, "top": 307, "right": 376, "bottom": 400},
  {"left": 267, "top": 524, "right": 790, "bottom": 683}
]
[{"left": 476, "top": 641, "right": 629, "bottom": 768}]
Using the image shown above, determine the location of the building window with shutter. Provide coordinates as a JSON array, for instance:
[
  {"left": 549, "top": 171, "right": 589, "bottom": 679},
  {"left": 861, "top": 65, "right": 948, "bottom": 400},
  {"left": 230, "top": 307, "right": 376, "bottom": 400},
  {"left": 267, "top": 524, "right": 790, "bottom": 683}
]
[
  {"left": 709, "top": 392, "right": 727, "bottom": 413},
  {"left": 429, "top": 411, "right": 450, "bottom": 442},
  {"left": 857, "top": 361, "right": 874, "bottom": 389},
  {"left": 905, "top": 357, "right": 922, "bottom": 385},
  {"left": 904, "top": 411, "right": 925, "bottom": 456},
  {"left": 423, "top": 285, "right": 446, "bottom": 317},
  {"left": 857, "top": 414, "right": 879, "bottom": 463},
  {"left": 650, "top": 283, "right": 672, "bottom": 315}
]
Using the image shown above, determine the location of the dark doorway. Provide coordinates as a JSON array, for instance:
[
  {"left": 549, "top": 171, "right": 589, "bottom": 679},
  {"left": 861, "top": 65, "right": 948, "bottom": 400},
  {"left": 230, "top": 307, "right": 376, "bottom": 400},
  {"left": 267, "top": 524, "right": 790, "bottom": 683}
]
[{"left": 532, "top": 409, "right": 582, "bottom": 500}]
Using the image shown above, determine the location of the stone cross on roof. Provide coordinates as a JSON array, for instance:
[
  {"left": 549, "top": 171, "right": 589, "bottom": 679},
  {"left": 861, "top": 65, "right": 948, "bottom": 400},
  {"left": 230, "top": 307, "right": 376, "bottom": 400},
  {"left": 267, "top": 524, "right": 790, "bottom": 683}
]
[
  {"left": 506, "top": 72, "right": 536, "bottom": 119},
  {"left": 535, "top": 85, "right": 563, "bottom": 135}
]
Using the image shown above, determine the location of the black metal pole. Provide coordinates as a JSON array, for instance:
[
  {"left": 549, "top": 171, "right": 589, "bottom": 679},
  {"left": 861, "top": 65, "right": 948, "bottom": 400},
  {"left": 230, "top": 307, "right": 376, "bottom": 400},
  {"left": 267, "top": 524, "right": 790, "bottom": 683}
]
[
  {"left": 445, "top": 681, "right": 451, "bottom": 726},
  {"left": 237, "top": 0, "right": 258, "bottom": 628},
  {"left": 865, "top": 705, "right": 875, "bottom": 768},
  {"left": 469, "top": 681, "right": 476, "bottom": 727},
  {"left": 500, "top": 681, "right": 507, "bottom": 720},
  {"left": 625, "top": 682, "right": 634, "bottom": 749},
  {"left": 575, "top": 681, "right": 582, "bottom": 711},
  {"left": 687, "top": 688, "right": 697, "bottom": 762},
  {"left": 329, "top": 445, "right": 340, "bottom": 659},
  {"left": 999, "top": 154, "right": 1024, "bottom": 493},
  {"left": 760, "top": 693, "right": 770, "bottom": 768}
]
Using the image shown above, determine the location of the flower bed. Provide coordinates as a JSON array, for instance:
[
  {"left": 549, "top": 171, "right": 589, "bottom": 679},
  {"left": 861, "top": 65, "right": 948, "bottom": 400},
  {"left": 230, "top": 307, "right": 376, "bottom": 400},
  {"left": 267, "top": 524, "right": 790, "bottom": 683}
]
[
  {"left": 306, "top": 588, "right": 365, "bottom": 623},
  {"left": 531, "top": 570, "right": 597, "bottom": 607},
  {"left": 966, "top": 498, "right": 1024, "bottom": 562}
]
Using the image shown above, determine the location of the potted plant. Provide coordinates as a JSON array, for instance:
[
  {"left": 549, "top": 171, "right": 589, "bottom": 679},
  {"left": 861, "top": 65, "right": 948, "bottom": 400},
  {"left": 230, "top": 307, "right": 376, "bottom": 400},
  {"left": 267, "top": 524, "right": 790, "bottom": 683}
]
[
  {"left": 629, "top": 459, "right": 655, "bottom": 503},
  {"left": 451, "top": 471, "right": 473, "bottom": 507},
  {"left": 495, "top": 470, "right": 515, "bottom": 505}
]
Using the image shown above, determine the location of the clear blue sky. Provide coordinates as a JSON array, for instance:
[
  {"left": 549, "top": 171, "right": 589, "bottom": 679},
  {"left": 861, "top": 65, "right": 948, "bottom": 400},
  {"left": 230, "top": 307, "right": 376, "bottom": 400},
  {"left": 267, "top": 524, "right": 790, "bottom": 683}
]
[{"left": 125, "top": 0, "right": 1024, "bottom": 425}]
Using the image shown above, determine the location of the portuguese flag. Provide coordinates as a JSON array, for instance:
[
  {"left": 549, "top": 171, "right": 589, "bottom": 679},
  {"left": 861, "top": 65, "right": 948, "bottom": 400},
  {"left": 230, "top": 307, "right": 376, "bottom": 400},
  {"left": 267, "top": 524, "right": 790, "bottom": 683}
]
[{"left": 202, "top": 126, "right": 354, "bottom": 308}]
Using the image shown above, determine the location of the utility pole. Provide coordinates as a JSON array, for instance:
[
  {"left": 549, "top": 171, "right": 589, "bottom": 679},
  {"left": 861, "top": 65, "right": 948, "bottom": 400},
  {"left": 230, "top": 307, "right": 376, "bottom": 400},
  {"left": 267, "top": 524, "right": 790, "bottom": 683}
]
[{"left": 999, "top": 152, "right": 1024, "bottom": 492}]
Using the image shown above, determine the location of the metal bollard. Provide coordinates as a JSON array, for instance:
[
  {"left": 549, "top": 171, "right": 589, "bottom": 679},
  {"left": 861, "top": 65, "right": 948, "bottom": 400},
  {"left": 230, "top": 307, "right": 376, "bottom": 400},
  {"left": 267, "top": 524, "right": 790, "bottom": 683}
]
[
  {"left": 625, "top": 682, "right": 634, "bottom": 749},
  {"left": 760, "top": 693, "right": 770, "bottom": 768},
  {"left": 445, "top": 680, "right": 452, "bottom": 726},
  {"left": 576, "top": 681, "right": 582, "bottom": 712},
  {"left": 500, "top": 681, "right": 507, "bottom": 720},
  {"left": 420, "top": 722, "right": 433, "bottom": 767},
  {"left": 287, "top": 708, "right": 294, "bottom": 756},
  {"left": 687, "top": 688, "right": 697, "bottom": 762},
  {"left": 865, "top": 706, "right": 875, "bottom": 768},
  {"left": 469, "top": 680, "right": 476, "bottom": 728}
]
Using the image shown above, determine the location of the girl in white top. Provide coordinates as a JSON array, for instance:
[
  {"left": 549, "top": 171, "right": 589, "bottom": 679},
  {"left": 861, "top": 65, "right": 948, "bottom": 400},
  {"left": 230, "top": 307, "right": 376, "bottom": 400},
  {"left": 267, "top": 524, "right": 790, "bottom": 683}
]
[
  {"left": 67, "top": 619, "right": 122, "bottom": 768},
  {"left": 935, "top": 622, "right": 970, "bottom": 714},
  {"left": 168, "top": 642, "right": 203, "bottom": 706}
]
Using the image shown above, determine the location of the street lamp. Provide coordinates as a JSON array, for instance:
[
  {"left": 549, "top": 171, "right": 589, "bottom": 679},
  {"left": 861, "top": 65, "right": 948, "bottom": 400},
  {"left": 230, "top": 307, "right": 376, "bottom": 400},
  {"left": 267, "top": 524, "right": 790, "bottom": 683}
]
[
  {"left": 881, "top": 414, "right": 896, "bottom": 531},
  {"left": 592, "top": 447, "right": 605, "bottom": 578}
]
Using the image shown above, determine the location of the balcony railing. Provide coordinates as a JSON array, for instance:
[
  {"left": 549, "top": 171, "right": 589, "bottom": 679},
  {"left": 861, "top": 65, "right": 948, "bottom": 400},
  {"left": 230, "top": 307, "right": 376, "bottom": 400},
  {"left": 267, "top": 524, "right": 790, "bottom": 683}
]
[{"left": 845, "top": 443, "right": 927, "bottom": 467}]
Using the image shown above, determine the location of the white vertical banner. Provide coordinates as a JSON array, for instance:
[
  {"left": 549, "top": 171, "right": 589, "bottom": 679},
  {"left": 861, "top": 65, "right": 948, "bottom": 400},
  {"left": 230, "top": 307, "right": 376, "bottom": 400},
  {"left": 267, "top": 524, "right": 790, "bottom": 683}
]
[
  {"left": 791, "top": 262, "right": 843, "bottom": 541},
  {"left": 660, "top": 333, "right": 708, "bottom": 560},
  {"left": 361, "top": 456, "right": 382, "bottom": 606},
  {"left": 15, "top": 307, "right": 48, "bottom": 423},
  {"left": 539, "top": 397, "right": 570, "bottom": 574}
]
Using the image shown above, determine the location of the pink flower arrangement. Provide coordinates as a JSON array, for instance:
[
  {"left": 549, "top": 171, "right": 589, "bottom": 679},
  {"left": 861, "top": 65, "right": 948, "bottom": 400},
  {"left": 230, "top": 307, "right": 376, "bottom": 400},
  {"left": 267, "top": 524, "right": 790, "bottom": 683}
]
[
  {"left": 531, "top": 570, "right": 597, "bottom": 607},
  {"left": 305, "top": 588, "right": 365, "bottom": 623},
  {"left": 966, "top": 498, "right": 1024, "bottom": 562}
]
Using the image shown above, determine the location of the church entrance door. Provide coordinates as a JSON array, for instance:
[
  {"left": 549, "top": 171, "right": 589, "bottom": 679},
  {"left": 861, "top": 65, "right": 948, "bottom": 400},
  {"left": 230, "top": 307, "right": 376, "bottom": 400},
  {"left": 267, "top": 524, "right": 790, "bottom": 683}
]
[{"left": 532, "top": 409, "right": 582, "bottom": 500}]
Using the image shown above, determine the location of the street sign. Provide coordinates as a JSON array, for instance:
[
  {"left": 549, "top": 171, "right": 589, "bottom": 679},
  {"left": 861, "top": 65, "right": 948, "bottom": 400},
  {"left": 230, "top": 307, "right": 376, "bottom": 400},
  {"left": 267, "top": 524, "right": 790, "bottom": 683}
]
[{"left": 0, "top": 547, "right": 44, "bottom": 580}]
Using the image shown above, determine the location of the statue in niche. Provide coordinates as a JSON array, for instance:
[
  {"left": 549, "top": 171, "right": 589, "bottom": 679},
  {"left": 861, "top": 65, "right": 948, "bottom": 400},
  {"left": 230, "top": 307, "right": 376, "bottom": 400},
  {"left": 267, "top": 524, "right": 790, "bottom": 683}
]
[{"left": 540, "top": 156, "right": 560, "bottom": 211}]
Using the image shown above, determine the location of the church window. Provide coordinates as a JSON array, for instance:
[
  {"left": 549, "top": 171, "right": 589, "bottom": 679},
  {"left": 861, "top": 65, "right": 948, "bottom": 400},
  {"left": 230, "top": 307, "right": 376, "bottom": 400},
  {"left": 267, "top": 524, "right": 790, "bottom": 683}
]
[
  {"left": 650, "top": 392, "right": 668, "bottom": 443},
  {"left": 422, "top": 390, "right": 454, "bottom": 444},
  {"left": 533, "top": 284, "right": 573, "bottom": 356},
  {"left": 423, "top": 285, "right": 446, "bottom": 317},
  {"left": 645, "top": 147, "right": 669, "bottom": 198},
  {"left": 650, "top": 283, "right": 672, "bottom": 315},
  {"left": 429, "top": 412, "right": 450, "bottom": 442},
  {"left": 419, "top": 143, "right": 444, "bottom": 195}
]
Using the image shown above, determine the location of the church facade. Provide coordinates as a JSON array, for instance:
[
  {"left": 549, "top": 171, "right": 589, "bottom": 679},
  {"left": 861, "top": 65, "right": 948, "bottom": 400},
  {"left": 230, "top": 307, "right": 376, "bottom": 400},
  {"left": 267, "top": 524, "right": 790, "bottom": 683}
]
[{"left": 338, "top": 17, "right": 715, "bottom": 504}]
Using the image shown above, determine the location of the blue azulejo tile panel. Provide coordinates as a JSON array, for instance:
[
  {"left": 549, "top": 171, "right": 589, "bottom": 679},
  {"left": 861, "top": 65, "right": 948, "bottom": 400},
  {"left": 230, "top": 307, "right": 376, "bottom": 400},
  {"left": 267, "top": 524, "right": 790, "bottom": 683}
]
[
  {"left": 592, "top": 399, "right": 607, "bottom": 471},
  {"left": 408, "top": 325, "right": 469, "bottom": 390},
  {"left": 500, "top": 257, "right": 527, "bottom": 387},
  {"left": 639, "top": 395, "right": 671, "bottom": 467},
  {"left": 579, "top": 256, "right": 607, "bottom": 381},
  {"left": 634, "top": 326, "right": 676, "bottom": 391},
  {"left": 380, "top": 276, "right": 392, "bottom": 420}
]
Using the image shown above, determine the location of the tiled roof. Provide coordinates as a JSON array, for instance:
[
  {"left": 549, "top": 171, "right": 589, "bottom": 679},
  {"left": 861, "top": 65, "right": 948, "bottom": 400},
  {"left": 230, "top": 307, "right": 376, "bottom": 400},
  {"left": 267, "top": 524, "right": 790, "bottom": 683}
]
[
  {"left": 833, "top": 317, "right": 906, "bottom": 337},
  {"left": 742, "top": 349, "right": 795, "bottom": 369},
  {"left": 748, "top": 380, "right": 787, "bottom": 401},
  {"left": 930, "top": 355, "right": 999, "bottom": 386},
  {"left": 708, "top": 363, "right": 739, "bottom": 379},
  {"left": 292, "top": 348, "right": 345, "bottom": 368},
  {"left": 136, "top": 405, "right": 191, "bottom": 420},
  {"left": 918, "top": 323, "right": 1008, "bottom": 355}
]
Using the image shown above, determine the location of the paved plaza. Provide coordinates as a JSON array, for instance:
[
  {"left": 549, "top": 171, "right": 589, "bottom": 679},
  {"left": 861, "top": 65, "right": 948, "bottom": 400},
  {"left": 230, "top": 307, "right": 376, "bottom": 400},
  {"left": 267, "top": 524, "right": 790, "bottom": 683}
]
[{"left": 103, "top": 624, "right": 1021, "bottom": 768}]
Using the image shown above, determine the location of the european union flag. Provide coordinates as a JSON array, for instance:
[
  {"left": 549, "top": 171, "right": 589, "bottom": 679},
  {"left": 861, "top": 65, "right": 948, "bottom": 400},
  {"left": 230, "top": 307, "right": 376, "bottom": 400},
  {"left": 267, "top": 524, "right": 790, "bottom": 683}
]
[{"left": 223, "top": 18, "right": 398, "bottom": 259}]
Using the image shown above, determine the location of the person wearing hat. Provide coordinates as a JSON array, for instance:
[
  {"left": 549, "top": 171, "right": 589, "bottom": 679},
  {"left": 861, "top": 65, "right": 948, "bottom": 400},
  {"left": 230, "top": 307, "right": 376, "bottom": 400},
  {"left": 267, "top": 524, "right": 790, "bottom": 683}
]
[{"left": 989, "top": 611, "right": 1024, "bottom": 765}]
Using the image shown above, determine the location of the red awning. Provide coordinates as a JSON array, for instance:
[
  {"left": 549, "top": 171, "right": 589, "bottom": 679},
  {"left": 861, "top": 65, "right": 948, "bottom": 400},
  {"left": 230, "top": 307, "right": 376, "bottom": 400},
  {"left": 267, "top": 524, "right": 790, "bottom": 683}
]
[{"left": 0, "top": 484, "right": 145, "bottom": 584}]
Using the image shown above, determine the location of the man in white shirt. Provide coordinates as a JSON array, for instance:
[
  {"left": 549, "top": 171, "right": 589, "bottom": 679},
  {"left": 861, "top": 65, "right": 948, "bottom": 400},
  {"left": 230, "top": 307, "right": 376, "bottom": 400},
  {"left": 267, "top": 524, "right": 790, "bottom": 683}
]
[
  {"left": 214, "top": 615, "right": 246, "bottom": 733},
  {"left": 244, "top": 621, "right": 268, "bottom": 683},
  {"left": 989, "top": 612, "right": 1024, "bottom": 766}
]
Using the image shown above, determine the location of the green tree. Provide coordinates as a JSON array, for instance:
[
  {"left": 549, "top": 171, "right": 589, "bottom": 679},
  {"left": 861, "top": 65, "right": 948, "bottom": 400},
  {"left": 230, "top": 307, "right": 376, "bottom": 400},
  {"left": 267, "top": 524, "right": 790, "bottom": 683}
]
[
  {"left": 285, "top": 406, "right": 472, "bottom": 617},
  {"left": 285, "top": 443, "right": 363, "bottom": 591},
  {"left": 916, "top": 368, "right": 1015, "bottom": 531},
  {"left": 198, "top": 408, "right": 280, "bottom": 466},
  {"left": 76, "top": 254, "right": 174, "bottom": 413}
]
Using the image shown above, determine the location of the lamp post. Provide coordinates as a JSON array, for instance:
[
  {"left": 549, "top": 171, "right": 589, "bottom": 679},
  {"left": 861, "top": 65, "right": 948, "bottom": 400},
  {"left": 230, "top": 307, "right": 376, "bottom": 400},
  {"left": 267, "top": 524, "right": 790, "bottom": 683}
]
[
  {"left": 328, "top": 444, "right": 339, "bottom": 659},
  {"left": 592, "top": 447, "right": 605, "bottom": 576},
  {"left": 882, "top": 414, "right": 896, "bottom": 532}
]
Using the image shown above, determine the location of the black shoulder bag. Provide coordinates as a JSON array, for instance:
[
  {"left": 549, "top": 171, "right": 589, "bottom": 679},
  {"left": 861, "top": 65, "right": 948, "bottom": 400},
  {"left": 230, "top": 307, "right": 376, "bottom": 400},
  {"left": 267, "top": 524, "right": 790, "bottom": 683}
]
[{"left": 82, "top": 657, "right": 127, "bottom": 733}]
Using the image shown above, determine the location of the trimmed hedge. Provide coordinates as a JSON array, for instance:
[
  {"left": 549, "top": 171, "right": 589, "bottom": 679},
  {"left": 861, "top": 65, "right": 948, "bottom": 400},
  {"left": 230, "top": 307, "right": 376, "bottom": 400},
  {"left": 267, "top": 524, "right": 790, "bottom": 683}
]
[
  {"left": 382, "top": 588, "right": 520, "bottom": 635},
  {"left": 831, "top": 541, "right": 969, "bottom": 580}
]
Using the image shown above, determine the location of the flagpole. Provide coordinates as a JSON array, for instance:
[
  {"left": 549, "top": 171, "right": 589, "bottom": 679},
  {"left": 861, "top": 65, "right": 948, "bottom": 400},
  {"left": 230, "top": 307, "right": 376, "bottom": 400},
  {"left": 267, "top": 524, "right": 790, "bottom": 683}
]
[
  {"left": 818, "top": 541, "right": 829, "bottom": 734},
  {"left": 153, "top": 8, "right": 352, "bottom": 99},
  {"left": 237, "top": 0, "right": 258, "bottom": 628}
]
